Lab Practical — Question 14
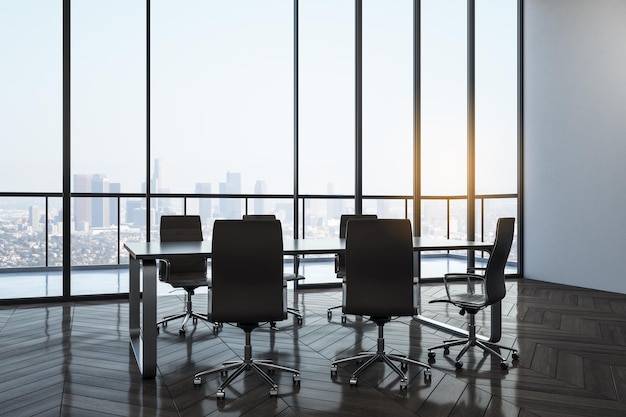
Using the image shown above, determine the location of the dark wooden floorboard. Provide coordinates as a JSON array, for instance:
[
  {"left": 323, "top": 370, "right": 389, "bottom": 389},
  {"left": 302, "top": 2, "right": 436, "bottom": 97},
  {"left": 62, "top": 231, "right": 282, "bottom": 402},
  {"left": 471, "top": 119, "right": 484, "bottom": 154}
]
[{"left": 2, "top": 278, "right": 626, "bottom": 416}]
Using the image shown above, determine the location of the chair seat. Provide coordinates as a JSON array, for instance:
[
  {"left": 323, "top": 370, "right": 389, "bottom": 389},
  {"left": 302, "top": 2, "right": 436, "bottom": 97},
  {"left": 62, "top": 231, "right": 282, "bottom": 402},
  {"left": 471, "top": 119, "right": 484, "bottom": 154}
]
[
  {"left": 283, "top": 273, "right": 305, "bottom": 282},
  {"left": 165, "top": 273, "right": 210, "bottom": 289},
  {"left": 446, "top": 292, "right": 487, "bottom": 309}
]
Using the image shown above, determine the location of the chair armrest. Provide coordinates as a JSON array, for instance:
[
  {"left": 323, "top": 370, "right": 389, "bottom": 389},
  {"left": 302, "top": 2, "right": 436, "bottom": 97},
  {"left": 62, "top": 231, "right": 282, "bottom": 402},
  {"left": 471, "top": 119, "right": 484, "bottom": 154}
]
[
  {"left": 156, "top": 258, "right": 170, "bottom": 282},
  {"left": 443, "top": 272, "right": 485, "bottom": 297}
]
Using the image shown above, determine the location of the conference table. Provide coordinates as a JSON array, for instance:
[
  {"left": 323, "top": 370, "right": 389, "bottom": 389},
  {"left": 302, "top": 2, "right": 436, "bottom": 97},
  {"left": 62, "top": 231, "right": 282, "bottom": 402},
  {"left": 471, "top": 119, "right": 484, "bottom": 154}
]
[{"left": 124, "top": 237, "right": 494, "bottom": 378}]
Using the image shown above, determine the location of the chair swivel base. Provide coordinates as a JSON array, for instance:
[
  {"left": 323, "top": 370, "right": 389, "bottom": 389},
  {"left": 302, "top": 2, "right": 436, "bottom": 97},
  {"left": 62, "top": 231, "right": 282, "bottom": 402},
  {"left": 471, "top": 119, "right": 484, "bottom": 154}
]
[
  {"left": 157, "top": 311, "right": 210, "bottom": 336},
  {"left": 269, "top": 308, "right": 303, "bottom": 329},
  {"left": 330, "top": 323, "right": 432, "bottom": 389},
  {"left": 427, "top": 314, "right": 518, "bottom": 370},
  {"left": 288, "top": 307, "right": 303, "bottom": 324},
  {"left": 157, "top": 291, "right": 213, "bottom": 336},
  {"left": 193, "top": 330, "right": 301, "bottom": 399}
]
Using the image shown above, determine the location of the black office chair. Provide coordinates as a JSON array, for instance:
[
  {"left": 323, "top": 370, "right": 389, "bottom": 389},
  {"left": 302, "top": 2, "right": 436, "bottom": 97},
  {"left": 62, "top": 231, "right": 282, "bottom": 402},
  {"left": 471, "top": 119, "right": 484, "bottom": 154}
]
[
  {"left": 330, "top": 219, "right": 432, "bottom": 389},
  {"left": 327, "top": 213, "right": 377, "bottom": 321},
  {"left": 243, "top": 214, "right": 304, "bottom": 325},
  {"left": 193, "top": 219, "right": 301, "bottom": 399},
  {"left": 427, "top": 217, "right": 519, "bottom": 370},
  {"left": 156, "top": 215, "right": 211, "bottom": 336}
]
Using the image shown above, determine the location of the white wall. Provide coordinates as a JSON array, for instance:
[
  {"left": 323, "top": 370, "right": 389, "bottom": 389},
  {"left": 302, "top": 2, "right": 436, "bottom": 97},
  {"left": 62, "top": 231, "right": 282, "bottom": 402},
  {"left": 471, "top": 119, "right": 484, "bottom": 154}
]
[{"left": 524, "top": 0, "right": 626, "bottom": 294}]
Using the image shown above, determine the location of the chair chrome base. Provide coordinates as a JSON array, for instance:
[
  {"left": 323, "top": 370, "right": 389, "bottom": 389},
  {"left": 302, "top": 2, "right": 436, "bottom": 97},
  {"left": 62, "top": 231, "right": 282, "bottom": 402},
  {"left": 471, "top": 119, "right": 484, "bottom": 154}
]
[
  {"left": 427, "top": 312, "right": 518, "bottom": 369},
  {"left": 330, "top": 321, "right": 432, "bottom": 388},
  {"left": 193, "top": 329, "right": 301, "bottom": 399},
  {"left": 157, "top": 289, "right": 212, "bottom": 336}
]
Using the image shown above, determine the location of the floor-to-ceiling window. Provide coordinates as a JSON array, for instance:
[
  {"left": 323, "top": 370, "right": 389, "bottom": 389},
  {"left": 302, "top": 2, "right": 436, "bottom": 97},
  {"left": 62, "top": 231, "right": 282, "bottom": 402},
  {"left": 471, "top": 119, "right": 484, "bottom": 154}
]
[
  {"left": 151, "top": 0, "right": 294, "bottom": 239},
  {"left": 474, "top": 0, "right": 518, "bottom": 265},
  {"left": 0, "top": 0, "right": 63, "bottom": 298},
  {"left": 362, "top": 0, "right": 413, "bottom": 220},
  {"left": 70, "top": 0, "right": 146, "bottom": 295},
  {"left": 0, "top": 0, "right": 519, "bottom": 300}
]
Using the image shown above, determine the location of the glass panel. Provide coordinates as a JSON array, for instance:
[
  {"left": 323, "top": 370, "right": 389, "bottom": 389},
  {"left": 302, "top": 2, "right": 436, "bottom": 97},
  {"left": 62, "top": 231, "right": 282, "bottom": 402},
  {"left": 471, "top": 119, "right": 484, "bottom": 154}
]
[
  {"left": 0, "top": 1, "right": 62, "bottom": 192},
  {"left": 0, "top": 197, "right": 48, "bottom": 268},
  {"left": 119, "top": 197, "right": 146, "bottom": 264},
  {"left": 48, "top": 197, "right": 63, "bottom": 267},
  {"left": 0, "top": 271, "right": 62, "bottom": 299},
  {"left": 71, "top": 197, "right": 119, "bottom": 268},
  {"left": 150, "top": 198, "right": 185, "bottom": 241},
  {"left": 71, "top": 0, "right": 146, "bottom": 193},
  {"left": 421, "top": 0, "right": 467, "bottom": 196},
  {"left": 363, "top": 198, "right": 410, "bottom": 220},
  {"left": 247, "top": 198, "right": 295, "bottom": 239},
  {"left": 299, "top": 0, "right": 355, "bottom": 195},
  {"left": 298, "top": 198, "right": 354, "bottom": 286},
  {"left": 151, "top": 0, "right": 293, "bottom": 194},
  {"left": 362, "top": 0, "right": 413, "bottom": 196},
  {"left": 475, "top": 0, "right": 517, "bottom": 195},
  {"left": 483, "top": 197, "right": 518, "bottom": 273}
]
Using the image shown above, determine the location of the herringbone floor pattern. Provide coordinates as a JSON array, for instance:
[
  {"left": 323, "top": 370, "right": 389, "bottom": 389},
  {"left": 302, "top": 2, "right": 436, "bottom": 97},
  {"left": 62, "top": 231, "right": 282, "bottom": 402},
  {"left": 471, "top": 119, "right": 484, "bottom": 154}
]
[{"left": 1, "top": 278, "right": 626, "bottom": 416}]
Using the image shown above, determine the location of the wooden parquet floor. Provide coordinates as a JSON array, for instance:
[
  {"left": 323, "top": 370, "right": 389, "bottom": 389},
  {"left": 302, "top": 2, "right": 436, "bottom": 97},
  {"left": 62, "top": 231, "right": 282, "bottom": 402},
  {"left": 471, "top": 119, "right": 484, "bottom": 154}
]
[{"left": 1, "top": 278, "right": 626, "bottom": 416}]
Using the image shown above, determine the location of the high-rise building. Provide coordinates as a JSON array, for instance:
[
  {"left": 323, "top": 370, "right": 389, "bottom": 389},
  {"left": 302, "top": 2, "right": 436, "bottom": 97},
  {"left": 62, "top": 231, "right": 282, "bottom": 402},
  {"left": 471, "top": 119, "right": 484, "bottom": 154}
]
[
  {"left": 73, "top": 174, "right": 92, "bottom": 226},
  {"left": 91, "top": 174, "right": 109, "bottom": 227},
  {"left": 109, "top": 182, "right": 120, "bottom": 225},
  {"left": 29, "top": 205, "right": 41, "bottom": 231},
  {"left": 152, "top": 158, "right": 164, "bottom": 193},
  {"left": 219, "top": 172, "right": 241, "bottom": 219},
  {"left": 254, "top": 180, "right": 268, "bottom": 214},
  {"left": 327, "top": 181, "right": 343, "bottom": 220},
  {"left": 195, "top": 182, "right": 212, "bottom": 223},
  {"left": 126, "top": 199, "right": 143, "bottom": 226}
]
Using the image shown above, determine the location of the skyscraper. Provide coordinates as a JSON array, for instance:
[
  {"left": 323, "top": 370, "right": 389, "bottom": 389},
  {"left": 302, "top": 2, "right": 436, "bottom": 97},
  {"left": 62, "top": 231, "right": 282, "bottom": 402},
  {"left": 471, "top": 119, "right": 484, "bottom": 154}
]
[
  {"left": 254, "top": 180, "right": 268, "bottom": 214},
  {"left": 29, "top": 205, "right": 41, "bottom": 231},
  {"left": 219, "top": 172, "right": 241, "bottom": 219},
  {"left": 91, "top": 174, "right": 110, "bottom": 228},
  {"left": 109, "top": 182, "right": 120, "bottom": 225},
  {"left": 195, "top": 182, "right": 212, "bottom": 223},
  {"left": 73, "top": 174, "right": 92, "bottom": 226}
]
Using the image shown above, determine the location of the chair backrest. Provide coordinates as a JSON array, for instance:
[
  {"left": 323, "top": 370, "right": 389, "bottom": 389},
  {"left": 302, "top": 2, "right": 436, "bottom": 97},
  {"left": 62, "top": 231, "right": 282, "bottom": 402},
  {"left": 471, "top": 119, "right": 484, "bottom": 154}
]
[
  {"left": 336, "top": 214, "right": 378, "bottom": 277},
  {"left": 243, "top": 214, "right": 277, "bottom": 221},
  {"left": 483, "top": 217, "right": 515, "bottom": 306},
  {"left": 159, "top": 215, "right": 205, "bottom": 276},
  {"left": 343, "top": 218, "right": 415, "bottom": 318},
  {"left": 339, "top": 214, "right": 378, "bottom": 238},
  {"left": 210, "top": 219, "right": 285, "bottom": 324}
]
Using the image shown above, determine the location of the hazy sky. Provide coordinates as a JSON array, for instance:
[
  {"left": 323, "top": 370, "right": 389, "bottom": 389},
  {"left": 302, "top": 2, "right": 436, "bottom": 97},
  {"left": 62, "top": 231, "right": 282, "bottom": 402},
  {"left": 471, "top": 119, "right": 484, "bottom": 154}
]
[{"left": 1, "top": 0, "right": 517, "bottom": 197}]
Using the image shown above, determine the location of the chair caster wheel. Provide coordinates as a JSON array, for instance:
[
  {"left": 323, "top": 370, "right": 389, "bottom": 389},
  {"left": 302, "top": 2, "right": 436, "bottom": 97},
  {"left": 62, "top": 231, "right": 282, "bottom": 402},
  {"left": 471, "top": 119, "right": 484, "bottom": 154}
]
[
  {"left": 179, "top": 329, "right": 186, "bottom": 336},
  {"left": 162, "top": 322, "right": 168, "bottom": 328},
  {"left": 327, "top": 310, "right": 332, "bottom": 320},
  {"left": 424, "top": 370, "right": 432, "bottom": 382},
  {"left": 269, "top": 385, "right": 278, "bottom": 397},
  {"left": 428, "top": 351, "right": 436, "bottom": 359},
  {"left": 220, "top": 370, "right": 228, "bottom": 377},
  {"left": 297, "top": 317, "right": 303, "bottom": 325},
  {"left": 443, "top": 347, "right": 450, "bottom": 355},
  {"left": 213, "top": 325, "right": 220, "bottom": 334},
  {"left": 293, "top": 374, "right": 301, "bottom": 385},
  {"left": 400, "top": 378, "right": 408, "bottom": 390},
  {"left": 330, "top": 364, "right": 338, "bottom": 378},
  {"left": 500, "top": 361, "right": 509, "bottom": 370},
  {"left": 349, "top": 376, "right": 358, "bottom": 386},
  {"left": 193, "top": 317, "right": 198, "bottom": 324},
  {"left": 267, "top": 368, "right": 276, "bottom": 375},
  {"left": 216, "top": 389, "right": 225, "bottom": 399},
  {"left": 400, "top": 362, "right": 408, "bottom": 372},
  {"left": 193, "top": 377, "right": 202, "bottom": 387},
  {"left": 512, "top": 351, "right": 519, "bottom": 361},
  {"left": 455, "top": 361, "right": 463, "bottom": 370},
  {"left": 156, "top": 326, "right": 160, "bottom": 334},
  {"left": 341, "top": 315, "right": 347, "bottom": 324}
]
